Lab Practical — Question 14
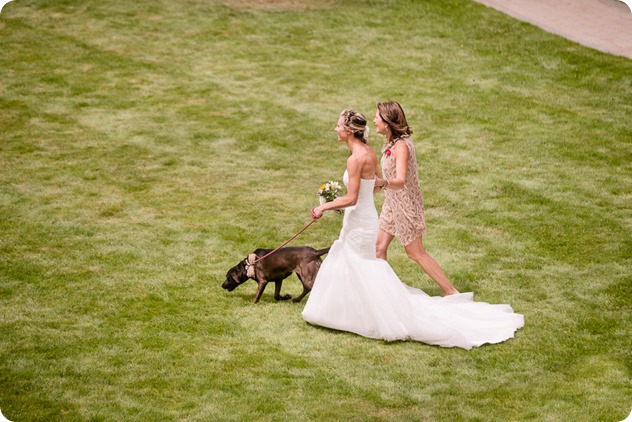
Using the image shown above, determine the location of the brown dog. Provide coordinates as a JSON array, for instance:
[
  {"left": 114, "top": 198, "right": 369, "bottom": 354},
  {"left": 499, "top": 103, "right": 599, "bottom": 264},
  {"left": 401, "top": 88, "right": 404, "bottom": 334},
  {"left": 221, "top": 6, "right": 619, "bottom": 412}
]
[{"left": 222, "top": 246, "right": 330, "bottom": 303}]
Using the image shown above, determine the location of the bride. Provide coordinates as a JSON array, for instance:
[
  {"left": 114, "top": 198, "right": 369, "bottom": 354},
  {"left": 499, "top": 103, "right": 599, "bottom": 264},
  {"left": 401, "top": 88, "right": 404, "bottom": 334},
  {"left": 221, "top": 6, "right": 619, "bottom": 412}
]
[{"left": 303, "top": 109, "right": 524, "bottom": 349}]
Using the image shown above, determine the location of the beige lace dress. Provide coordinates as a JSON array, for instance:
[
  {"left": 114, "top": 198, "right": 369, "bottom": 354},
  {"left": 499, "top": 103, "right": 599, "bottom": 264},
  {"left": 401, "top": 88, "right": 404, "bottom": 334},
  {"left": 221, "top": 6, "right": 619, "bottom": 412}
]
[{"left": 379, "top": 136, "right": 425, "bottom": 246}]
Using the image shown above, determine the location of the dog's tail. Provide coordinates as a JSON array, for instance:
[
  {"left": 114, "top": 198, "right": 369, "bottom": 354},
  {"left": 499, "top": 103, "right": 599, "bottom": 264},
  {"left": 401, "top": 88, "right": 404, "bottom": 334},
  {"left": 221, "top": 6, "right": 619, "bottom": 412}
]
[{"left": 315, "top": 247, "right": 330, "bottom": 257}]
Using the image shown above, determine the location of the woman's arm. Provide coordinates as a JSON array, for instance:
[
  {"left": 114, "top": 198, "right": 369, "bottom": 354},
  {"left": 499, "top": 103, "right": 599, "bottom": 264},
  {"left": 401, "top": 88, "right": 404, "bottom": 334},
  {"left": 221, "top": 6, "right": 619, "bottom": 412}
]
[
  {"left": 373, "top": 156, "right": 384, "bottom": 193},
  {"left": 375, "top": 142, "right": 408, "bottom": 191},
  {"left": 312, "top": 157, "right": 362, "bottom": 218}
]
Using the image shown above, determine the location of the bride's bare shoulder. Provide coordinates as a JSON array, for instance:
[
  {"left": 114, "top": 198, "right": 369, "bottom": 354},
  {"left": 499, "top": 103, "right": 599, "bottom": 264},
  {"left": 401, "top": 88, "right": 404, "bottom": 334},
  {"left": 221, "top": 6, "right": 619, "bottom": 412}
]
[
  {"left": 347, "top": 147, "right": 377, "bottom": 177},
  {"left": 348, "top": 148, "right": 373, "bottom": 164}
]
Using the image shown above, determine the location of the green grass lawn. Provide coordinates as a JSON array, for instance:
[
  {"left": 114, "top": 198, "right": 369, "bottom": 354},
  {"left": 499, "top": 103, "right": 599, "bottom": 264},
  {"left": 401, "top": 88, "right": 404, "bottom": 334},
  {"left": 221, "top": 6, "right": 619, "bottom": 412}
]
[{"left": 1, "top": 0, "right": 630, "bottom": 420}]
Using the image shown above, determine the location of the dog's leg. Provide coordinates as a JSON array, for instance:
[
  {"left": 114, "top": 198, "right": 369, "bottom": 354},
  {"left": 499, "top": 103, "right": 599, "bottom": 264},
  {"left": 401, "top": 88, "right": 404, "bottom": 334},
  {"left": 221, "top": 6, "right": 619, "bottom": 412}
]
[
  {"left": 292, "top": 285, "right": 310, "bottom": 303},
  {"left": 253, "top": 279, "right": 268, "bottom": 303},
  {"left": 292, "top": 262, "right": 320, "bottom": 302},
  {"left": 273, "top": 279, "right": 292, "bottom": 301},
  {"left": 291, "top": 272, "right": 309, "bottom": 302}
]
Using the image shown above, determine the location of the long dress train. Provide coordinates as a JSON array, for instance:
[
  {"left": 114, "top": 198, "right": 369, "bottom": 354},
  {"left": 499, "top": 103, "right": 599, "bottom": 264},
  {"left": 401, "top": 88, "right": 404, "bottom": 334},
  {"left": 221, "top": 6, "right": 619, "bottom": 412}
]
[{"left": 302, "top": 172, "right": 524, "bottom": 350}]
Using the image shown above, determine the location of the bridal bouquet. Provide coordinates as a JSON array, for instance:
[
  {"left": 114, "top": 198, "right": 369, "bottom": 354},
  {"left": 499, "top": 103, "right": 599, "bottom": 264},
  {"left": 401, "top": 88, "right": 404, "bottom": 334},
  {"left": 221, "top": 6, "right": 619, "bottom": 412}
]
[{"left": 318, "top": 181, "right": 344, "bottom": 214}]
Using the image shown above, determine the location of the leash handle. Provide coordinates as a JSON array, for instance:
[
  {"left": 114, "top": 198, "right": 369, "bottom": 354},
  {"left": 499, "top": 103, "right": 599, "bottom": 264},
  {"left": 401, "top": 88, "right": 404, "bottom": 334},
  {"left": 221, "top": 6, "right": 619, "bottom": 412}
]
[{"left": 252, "top": 219, "right": 317, "bottom": 265}]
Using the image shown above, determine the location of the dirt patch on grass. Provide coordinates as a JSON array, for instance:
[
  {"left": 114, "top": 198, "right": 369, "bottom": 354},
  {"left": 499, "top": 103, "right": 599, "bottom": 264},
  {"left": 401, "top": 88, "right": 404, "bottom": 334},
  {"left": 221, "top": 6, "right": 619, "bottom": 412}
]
[{"left": 221, "top": 0, "right": 333, "bottom": 10}]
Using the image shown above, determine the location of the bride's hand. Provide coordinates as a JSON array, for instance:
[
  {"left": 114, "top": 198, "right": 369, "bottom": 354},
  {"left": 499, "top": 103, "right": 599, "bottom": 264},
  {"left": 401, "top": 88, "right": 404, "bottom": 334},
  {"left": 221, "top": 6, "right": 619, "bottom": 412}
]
[{"left": 311, "top": 206, "right": 323, "bottom": 220}]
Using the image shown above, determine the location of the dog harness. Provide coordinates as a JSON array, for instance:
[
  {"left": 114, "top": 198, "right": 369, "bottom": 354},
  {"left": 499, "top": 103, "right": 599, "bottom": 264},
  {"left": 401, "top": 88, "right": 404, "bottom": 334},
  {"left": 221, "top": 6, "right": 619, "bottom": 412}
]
[{"left": 245, "top": 253, "right": 258, "bottom": 278}]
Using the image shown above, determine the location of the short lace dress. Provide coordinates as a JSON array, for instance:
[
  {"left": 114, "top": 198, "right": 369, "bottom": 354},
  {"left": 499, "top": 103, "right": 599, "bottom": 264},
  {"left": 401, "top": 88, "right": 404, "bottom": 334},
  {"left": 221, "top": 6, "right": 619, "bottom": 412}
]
[{"left": 379, "top": 136, "right": 426, "bottom": 246}]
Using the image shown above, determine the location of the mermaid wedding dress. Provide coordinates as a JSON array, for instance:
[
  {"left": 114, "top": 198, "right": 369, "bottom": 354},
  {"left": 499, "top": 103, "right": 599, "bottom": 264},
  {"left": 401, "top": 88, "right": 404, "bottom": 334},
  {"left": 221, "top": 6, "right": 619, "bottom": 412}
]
[{"left": 302, "top": 171, "right": 524, "bottom": 349}]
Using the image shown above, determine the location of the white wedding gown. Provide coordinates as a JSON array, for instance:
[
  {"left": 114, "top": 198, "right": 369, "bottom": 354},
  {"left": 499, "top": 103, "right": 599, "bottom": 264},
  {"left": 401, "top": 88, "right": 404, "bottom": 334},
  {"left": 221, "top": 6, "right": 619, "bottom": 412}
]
[{"left": 302, "top": 172, "right": 524, "bottom": 350}]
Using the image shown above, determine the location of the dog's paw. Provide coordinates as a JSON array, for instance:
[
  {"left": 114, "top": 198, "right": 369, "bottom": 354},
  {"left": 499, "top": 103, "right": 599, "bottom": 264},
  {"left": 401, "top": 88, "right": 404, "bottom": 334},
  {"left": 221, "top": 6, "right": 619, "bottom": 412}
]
[{"left": 275, "top": 294, "right": 292, "bottom": 301}]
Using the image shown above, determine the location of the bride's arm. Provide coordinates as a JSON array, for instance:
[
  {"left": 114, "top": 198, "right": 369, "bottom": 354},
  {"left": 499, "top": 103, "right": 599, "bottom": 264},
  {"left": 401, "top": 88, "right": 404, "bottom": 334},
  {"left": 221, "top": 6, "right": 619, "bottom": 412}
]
[
  {"left": 373, "top": 155, "right": 384, "bottom": 194},
  {"left": 312, "top": 157, "right": 361, "bottom": 218}
]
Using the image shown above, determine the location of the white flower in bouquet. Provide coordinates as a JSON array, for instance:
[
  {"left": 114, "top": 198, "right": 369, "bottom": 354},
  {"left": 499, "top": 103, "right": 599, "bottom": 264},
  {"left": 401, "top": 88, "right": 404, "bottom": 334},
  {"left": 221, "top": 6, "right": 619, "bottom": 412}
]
[{"left": 317, "top": 181, "right": 344, "bottom": 214}]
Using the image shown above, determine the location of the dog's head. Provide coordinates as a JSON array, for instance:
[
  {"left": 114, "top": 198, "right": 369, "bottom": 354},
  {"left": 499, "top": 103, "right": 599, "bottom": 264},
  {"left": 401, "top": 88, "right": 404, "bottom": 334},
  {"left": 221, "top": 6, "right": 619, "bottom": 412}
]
[{"left": 222, "top": 259, "right": 251, "bottom": 292}]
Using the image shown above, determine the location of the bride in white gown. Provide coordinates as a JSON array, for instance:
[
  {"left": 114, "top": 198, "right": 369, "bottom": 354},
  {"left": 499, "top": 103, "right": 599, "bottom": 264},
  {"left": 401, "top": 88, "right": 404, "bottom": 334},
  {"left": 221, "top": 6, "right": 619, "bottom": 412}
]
[{"left": 303, "top": 109, "right": 524, "bottom": 350}]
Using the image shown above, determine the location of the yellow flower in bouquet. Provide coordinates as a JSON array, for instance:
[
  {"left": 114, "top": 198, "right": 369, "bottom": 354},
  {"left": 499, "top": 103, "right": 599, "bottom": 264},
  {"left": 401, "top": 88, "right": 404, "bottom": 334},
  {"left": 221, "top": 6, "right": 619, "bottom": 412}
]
[
  {"left": 317, "top": 181, "right": 344, "bottom": 214},
  {"left": 318, "top": 181, "right": 342, "bottom": 202}
]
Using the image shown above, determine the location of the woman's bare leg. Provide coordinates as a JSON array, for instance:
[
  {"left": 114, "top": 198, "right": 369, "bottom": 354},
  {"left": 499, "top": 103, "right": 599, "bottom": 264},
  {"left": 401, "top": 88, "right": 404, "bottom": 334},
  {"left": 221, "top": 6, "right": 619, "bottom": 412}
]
[
  {"left": 376, "top": 229, "right": 395, "bottom": 260},
  {"left": 404, "top": 236, "right": 459, "bottom": 296}
]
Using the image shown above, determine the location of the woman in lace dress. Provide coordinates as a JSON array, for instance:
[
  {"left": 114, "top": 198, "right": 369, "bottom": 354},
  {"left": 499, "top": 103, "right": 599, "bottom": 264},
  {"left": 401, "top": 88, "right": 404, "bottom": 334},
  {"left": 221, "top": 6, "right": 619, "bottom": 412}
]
[
  {"left": 303, "top": 109, "right": 523, "bottom": 348},
  {"left": 373, "top": 101, "right": 459, "bottom": 296}
]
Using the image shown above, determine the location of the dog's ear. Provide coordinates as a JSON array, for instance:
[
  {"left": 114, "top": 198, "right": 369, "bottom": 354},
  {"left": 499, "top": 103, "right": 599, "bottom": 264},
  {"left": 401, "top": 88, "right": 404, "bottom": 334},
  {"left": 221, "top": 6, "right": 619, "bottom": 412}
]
[
  {"left": 233, "top": 269, "right": 243, "bottom": 284},
  {"left": 234, "top": 260, "right": 250, "bottom": 282}
]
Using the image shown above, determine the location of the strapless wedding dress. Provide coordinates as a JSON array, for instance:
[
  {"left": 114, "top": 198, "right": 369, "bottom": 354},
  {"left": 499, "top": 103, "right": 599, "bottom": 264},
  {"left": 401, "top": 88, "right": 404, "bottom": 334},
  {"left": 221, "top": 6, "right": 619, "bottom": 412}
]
[{"left": 302, "top": 171, "right": 524, "bottom": 349}]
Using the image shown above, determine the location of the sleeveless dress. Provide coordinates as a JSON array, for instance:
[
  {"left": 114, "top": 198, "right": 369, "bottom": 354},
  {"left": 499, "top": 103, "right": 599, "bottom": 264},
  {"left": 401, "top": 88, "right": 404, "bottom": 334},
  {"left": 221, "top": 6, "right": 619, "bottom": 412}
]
[
  {"left": 302, "top": 170, "right": 524, "bottom": 349},
  {"left": 379, "top": 137, "right": 425, "bottom": 246}
]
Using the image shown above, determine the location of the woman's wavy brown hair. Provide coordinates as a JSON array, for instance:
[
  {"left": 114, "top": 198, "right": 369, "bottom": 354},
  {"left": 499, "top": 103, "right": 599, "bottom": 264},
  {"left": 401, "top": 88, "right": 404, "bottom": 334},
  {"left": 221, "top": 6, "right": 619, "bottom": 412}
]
[{"left": 377, "top": 101, "right": 413, "bottom": 140}]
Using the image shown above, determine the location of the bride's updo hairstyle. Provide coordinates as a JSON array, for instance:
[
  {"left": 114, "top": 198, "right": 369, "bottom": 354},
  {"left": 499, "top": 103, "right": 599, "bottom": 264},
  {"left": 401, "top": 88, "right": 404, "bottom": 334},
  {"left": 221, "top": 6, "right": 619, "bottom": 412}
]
[
  {"left": 377, "top": 101, "right": 413, "bottom": 140},
  {"left": 340, "top": 109, "right": 369, "bottom": 143}
]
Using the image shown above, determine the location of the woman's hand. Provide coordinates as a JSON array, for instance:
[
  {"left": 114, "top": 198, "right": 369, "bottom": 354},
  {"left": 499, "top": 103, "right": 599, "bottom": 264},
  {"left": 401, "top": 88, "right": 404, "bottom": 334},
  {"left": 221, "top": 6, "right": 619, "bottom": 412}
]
[
  {"left": 311, "top": 206, "right": 324, "bottom": 219},
  {"left": 373, "top": 178, "right": 384, "bottom": 193}
]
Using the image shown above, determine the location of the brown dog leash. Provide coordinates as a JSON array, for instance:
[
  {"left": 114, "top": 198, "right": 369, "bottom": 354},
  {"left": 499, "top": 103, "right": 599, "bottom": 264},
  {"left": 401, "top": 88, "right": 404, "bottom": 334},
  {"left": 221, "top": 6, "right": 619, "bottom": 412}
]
[{"left": 245, "top": 217, "right": 319, "bottom": 277}]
